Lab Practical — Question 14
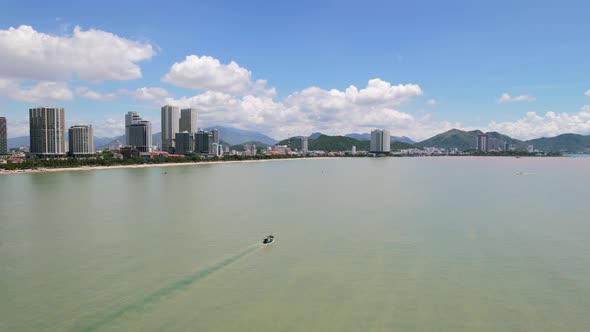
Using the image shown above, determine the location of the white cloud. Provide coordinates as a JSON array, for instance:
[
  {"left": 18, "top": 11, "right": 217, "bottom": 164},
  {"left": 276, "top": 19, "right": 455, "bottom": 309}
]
[
  {"left": 163, "top": 78, "right": 445, "bottom": 140},
  {"left": 427, "top": 99, "right": 436, "bottom": 106},
  {"left": 75, "top": 87, "right": 118, "bottom": 101},
  {"left": 0, "top": 25, "right": 155, "bottom": 82},
  {"left": 0, "top": 79, "right": 73, "bottom": 103},
  {"left": 497, "top": 92, "right": 536, "bottom": 104},
  {"left": 585, "top": 90, "right": 590, "bottom": 97},
  {"left": 129, "top": 87, "right": 171, "bottom": 101},
  {"left": 162, "top": 55, "right": 256, "bottom": 94},
  {"left": 487, "top": 105, "right": 590, "bottom": 140}
]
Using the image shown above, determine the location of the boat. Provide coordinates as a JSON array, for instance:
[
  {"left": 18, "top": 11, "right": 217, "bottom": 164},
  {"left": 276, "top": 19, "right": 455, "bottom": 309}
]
[{"left": 262, "top": 235, "right": 274, "bottom": 244}]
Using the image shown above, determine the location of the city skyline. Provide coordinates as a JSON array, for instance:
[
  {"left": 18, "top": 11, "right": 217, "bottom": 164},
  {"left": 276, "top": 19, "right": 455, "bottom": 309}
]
[{"left": 1, "top": 1, "right": 590, "bottom": 140}]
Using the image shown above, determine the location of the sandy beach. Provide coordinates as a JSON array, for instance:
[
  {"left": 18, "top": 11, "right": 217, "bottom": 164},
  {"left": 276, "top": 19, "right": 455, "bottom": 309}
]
[{"left": 0, "top": 157, "right": 334, "bottom": 176}]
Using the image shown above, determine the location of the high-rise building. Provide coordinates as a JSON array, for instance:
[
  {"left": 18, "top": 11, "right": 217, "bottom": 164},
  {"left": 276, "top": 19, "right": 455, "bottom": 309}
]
[
  {"left": 212, "top": 142, "right": 223, "bottom": 157},
  {"left": 0, "top": 117, "right": 7, "bottom": 155},
  {"left": 179, "top": 108, "right": 198, "bottom": 133},
  {"left": 128, "top": 120, "right": 152, "bottom": 152},
  {"left": 68, "top": 125, "right": 94, "bottom": 157},
  {"left": 125, "top": 112, "right": 142, "bottom": 145},
  {"left": 370, "top": 129, "right": 391, "bottom": 153},
  {"left": 211, "top": 128, "right": 220, "bottom": 144},
  {"left": 195, "top": 130, "right": 213, "bottom": 154},
  {"left": 351, "top": 146, "right": 356, "bottom": 155},
  {"left": 488, "top": 137, "right": 498, "bottom": 151},
  {"left": 29, "top": 107, "right": 66, "bottom": 157},
  {"left": 476, "top": 134, "right": 488, "bottom": 151},
  {"left": 161, "top": 105, "right": 180, "bottom": 153},
  {"left": 296, "top": 136, "right": 308, "bottom": 152},
  {"left": 175, "top": 131, "right": 194, "bottom": 154}
]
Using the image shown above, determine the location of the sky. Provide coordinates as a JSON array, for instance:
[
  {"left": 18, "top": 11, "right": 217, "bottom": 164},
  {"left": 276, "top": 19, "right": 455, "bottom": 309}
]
[{"left": 1, "top": 0, "right": 590, "bottom": 140}]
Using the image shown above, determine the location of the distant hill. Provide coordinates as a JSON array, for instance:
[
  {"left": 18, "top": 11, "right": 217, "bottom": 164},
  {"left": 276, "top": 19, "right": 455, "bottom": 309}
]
[
  {"left": 7, "top": 136, "right": 30, "bottom": 149},
  {"left": 345, "top": 133, "right": 415, "bottom": 144},
  {"left": 415, "top": 129, "right": 526, "bottom": 150},
  {"left": 308, "top": 132, "right": 323, "bottom": 140},
  {"left": 204, "top": 126, "right": 277, "bottom": 145},
  {"left": 9, "top": 134, "right": 127, "bottom": 150},
  {"left": 278, "top": 134, "right": 415, "bottom": 152},
  {"left": 526, "top": 133, "right": 590, "bottom": 153},
  {"left": 229, "top": 141, "right": 271, "bottom": 151},
  {"left": 415, "top": 129, "right": 484, "bottom": 150}
]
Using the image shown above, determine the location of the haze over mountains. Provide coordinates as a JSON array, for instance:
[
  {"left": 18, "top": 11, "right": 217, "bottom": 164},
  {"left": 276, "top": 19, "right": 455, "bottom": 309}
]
[{"left": 8, "top": 127, "right": 590, "bottom": 153}]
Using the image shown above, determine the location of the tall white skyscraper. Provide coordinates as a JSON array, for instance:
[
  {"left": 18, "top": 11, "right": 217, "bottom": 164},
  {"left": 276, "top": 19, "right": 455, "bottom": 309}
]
[
  {"left": 125, "top": 112, "right": 142, "bottom": 145},
  {"left": 370, "top": 129, "right": 391, "bottom": 153},
  {"left": 68, "top": 125, "right": 94, "bottom": 157},
  {"left": 29, "top": 107, "right": 66, "bottom": 156},
  {"left": 180, "top": 108, "right": 198, "bottom": 133},
  {"left": 161, "top": 105, "right": 180, "bottom": 152}
]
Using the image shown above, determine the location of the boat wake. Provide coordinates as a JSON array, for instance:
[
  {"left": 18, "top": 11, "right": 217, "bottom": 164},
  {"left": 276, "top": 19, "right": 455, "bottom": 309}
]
[{"left": 74, "top": 244, "right": 262, "bottom": 332}]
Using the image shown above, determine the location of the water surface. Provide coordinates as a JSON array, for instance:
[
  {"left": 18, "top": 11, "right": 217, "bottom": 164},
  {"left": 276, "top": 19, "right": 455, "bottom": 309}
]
[{"left": 1, "top": 157, "right": 589, "bottom": 331}]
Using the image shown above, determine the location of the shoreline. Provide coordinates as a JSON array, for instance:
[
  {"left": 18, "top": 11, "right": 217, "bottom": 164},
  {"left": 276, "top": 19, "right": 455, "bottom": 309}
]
[{"left": 0, "top": 157, "right": 334, "bottom": 176}]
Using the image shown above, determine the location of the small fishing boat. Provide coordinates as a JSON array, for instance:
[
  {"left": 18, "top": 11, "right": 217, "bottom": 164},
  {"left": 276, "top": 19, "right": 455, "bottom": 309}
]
[{"left": 262, "top": 235, "right": 274, "bottom": 244}]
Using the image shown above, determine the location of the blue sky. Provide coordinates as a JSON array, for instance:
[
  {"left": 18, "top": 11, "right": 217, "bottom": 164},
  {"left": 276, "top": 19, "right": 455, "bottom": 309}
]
[{"left": 1, "top": 0, "right": 590, "bottom": 140}]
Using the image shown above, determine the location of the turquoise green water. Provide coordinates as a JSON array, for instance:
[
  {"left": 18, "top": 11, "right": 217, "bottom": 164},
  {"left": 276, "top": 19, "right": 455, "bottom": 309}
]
[{"left": 1, "top": 157, "right": 590, "bottom": 331}]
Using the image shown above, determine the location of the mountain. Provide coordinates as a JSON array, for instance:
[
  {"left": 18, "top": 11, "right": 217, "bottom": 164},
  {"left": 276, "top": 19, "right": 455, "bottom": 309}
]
[
  {"left": 345, "top": 133, "right": 415, "bottom": 144},
  {"left": 308, "top": 132, "right": 323, "bottom": 140},
  {"left": 415, "top": 129, "right": 484, "bottom": 150},
  {"left": 526, "top": 133, "right": 590, "bottom": 153},
  {"left": 7, "top": 136, "right": 30, "bottom": 149},
  {"left": 229, "top": 141, "right": 271, "bottom": 151},
  {"left": 204, "top": 126, "right": 277, "bottom": 145},
  {"left": 9, "top": 135, "right": 127, "bottom": 150},
  {"left": 278, "top": 134, "right": 415, "bottom": 152}
]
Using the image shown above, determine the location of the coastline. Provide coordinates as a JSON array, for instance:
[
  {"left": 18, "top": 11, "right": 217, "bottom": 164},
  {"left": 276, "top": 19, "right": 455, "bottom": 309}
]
[{"left": 0, "top": 157, "right": 334, "bottom": 176}]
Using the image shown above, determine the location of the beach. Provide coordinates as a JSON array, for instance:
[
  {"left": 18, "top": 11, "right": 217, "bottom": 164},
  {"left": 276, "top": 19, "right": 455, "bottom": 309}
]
[{"left": 0, "top": 157, "right": 333, "bottom": 175}]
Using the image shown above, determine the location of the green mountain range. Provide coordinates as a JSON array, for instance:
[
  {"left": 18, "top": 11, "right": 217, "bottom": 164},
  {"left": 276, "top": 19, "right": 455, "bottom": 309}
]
[{"left": 277, "top": 135, "right": 414, "bottom": 152}]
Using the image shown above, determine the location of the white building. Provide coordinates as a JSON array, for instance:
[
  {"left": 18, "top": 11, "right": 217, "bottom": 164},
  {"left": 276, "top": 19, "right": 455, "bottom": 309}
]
[
  {"left": 212, "top": 142, "right": 223, "bottom": 157},
  {"left": 68, "top": 125, "right": 94, "bottom": 157},
  {"left": 29, "top": 107, "right": 66, "bottom": 157},
  {"left": 370, "top": 129, "right": 391, "bottom": 153},
  {"left": 161, "top": 105, "right": 180, "bottom": 153},
  {"left": 180, "top": 108, "right": 198, "bottom": 133}
]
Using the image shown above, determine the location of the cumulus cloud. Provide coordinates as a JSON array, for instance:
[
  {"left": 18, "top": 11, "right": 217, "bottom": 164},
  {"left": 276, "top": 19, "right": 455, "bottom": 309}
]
[
  {"left": 162, "top": 55, "right": 271, "bottom": 95},
  {"left": 75, "top": 87, "right": 118, "bottom": 101},
  {"left": 163, "top": 78, "right": 446, "bottom": 140},
  {"left": 585, "top": 90, "right": 590, "bottom": 97},
  {"left": 497, "top": 92, "right": 536, "bottom": 104},
  {"left": 128, "top": 87, "right": 172, "bottom": 101},
  {"left": 487, "top": 105, "right": 590, "bottom": 140},
  {"left": 0, "top": 79, "right": 73, "bottom": 103},
  {"left": 0, "top": 25, "right": 155, "bottom": 82}
]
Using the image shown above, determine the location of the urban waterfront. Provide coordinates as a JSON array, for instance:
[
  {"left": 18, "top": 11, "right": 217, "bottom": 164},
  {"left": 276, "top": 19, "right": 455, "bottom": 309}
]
[{"left": 1, "top": 157, "right": 590, "bottom": 331}]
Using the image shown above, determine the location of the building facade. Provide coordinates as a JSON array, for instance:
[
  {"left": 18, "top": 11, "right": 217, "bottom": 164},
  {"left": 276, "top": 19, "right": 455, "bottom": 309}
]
[
  {"left": 195, "top": 130, "right": 213, "bottom": 154},
  {"left": 175, "top": 131, "right": 194, "bottom": 154},
  {"left": 179, "top": 108, "right": 198, "bottom": 133},
  {"left": 476, "top": 134, "right": 488, "bottom": 151},
  {"left": 370, "top": 129, "right": 391, "bottom": 153},
  {"left": 161, "top": 105, "right": 180, "bottom": 153},
  {"left": 125, "top": 112, "right": 142, "bottom": 145},
  {"left": 0, "top": 117, "right": 7, "bottom": 154},
  {"left": 29, "top": 107, "right": 66, "bottom": 157},
  {"left": 211, "top": 128, "right": 220, "bottom": 144},
  {"left": 298, "top": 136, "right": 309, "bottom": 152},
  {"left": 68, "top": 125, "right": 94, "bottom": 157},
  {"left": 128, "top": 120, "right": 152, "bottom": 152}
]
